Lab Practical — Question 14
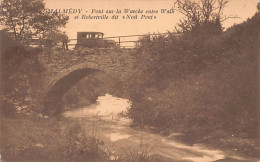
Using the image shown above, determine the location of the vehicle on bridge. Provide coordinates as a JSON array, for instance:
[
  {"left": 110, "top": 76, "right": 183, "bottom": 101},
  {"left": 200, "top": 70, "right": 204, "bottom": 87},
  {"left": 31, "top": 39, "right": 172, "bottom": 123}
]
[{"left": 74, "top": 32, "right": 117, "bottom": 49}]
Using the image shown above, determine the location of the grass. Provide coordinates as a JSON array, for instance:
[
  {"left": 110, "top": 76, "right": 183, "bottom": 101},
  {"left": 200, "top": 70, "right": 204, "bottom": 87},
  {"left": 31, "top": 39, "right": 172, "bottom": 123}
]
[{"left": 0, "top": 114, "right": 109, "bottom": 162}]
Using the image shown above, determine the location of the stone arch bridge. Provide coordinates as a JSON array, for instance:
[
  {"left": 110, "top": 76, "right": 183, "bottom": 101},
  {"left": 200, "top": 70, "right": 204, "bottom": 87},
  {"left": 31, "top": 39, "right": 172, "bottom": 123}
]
[{"left": 37, "top": 48, "right": 137, "bottom": 116}]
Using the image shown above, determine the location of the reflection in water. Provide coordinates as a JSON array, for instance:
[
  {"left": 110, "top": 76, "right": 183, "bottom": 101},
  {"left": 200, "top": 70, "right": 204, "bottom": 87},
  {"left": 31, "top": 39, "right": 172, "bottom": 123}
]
[{"left": 63, "top": 94, "right": 247, "bottom": 162}]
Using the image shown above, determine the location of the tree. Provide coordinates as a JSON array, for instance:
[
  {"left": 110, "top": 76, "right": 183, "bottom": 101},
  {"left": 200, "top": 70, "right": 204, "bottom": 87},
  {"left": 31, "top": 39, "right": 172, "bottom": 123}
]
[
  {"left": 174, "top": 0, "right": 236, "bottom": 34},
  {"left": 41, "top": 30, "right": 65, "bottom": 49},
  {"left": 0, "top": 0, "right": 69, "bottom": 44}
]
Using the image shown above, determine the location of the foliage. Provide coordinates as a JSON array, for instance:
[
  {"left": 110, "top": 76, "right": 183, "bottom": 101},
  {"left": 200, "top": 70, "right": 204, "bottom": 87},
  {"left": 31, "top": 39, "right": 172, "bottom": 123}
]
[
  {"left": 0, "top": 116, "right": 110, "bottom": 161},
  {"left": 0, "top": 30, "right": 43, "bottom": 114},
  {"left": 0, "top": 0, "right": 69, "bottom": 44},
  {"left": 41, "top": 30, "right": 66, "bottom": 49},
  {"left": 128, "top": 11, "right": 259, "bottom": 154},
  {"left": 174, "top": 0, "right": 235, "bottom": 35},
  {"left": 62, "top": 70, "right": 128, "bottom": 110}
]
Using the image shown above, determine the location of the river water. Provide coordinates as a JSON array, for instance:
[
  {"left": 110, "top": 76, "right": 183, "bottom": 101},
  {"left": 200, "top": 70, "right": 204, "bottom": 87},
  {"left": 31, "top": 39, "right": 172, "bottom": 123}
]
[{"left": 63, "top": 94, "right": 248, "bottom": 162}]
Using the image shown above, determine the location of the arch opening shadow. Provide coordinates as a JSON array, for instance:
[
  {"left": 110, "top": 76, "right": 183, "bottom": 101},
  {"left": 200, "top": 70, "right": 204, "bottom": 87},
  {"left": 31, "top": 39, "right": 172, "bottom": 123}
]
[{"left": 42, "top": 68, "right": 99, "bottom": 116}]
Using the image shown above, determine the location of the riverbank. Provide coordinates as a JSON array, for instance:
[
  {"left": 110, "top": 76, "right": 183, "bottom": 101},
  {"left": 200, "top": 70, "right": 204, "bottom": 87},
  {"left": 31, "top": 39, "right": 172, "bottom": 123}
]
[
  {"left": 0, "top": 114, "right": 109, "bottom": 161},
  {"left": 131, "top": 123, "right": 259, "bottom": 160},
  {"left": 126, "top": 12, "right": 260, "bottom": 160},
  {"left": 1, "top": 107, "right": 258, "bottom": 162},
  {"left": 0, "top": 111, "right": 157, "bottom": 162},
  {"left": 2, "top": 93, "right": 258, "bottom": 162}
]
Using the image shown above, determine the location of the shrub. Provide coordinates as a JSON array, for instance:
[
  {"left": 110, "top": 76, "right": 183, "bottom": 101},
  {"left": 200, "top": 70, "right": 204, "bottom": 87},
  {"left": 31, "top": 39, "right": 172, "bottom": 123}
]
[{"left": 128, "top": 12, "right": 259, "bottom": 144}]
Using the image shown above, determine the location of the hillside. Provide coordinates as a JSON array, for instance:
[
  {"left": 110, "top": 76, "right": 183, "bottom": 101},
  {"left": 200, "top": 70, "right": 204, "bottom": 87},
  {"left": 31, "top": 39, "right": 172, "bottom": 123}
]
[{"left": 128, "top": 12, "right": 259, "bottom": 157}]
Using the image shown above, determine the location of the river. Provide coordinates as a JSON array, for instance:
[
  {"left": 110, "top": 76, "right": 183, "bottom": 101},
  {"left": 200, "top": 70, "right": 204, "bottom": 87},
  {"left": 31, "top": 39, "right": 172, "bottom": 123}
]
[{"left": 63, "top": 94, "right": 249, "bottom": 162}]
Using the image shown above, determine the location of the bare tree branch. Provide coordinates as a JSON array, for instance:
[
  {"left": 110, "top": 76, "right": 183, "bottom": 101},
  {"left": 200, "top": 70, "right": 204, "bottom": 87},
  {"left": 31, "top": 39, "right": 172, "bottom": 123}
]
[{"left": 174, "top": 0, "right": 237, "bottom": 34}]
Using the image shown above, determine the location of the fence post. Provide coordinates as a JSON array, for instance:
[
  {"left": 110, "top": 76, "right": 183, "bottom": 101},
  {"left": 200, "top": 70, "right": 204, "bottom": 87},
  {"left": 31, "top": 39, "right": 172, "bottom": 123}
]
[{"left": 118, "top": 37, "right": 121, "bottom": 48}]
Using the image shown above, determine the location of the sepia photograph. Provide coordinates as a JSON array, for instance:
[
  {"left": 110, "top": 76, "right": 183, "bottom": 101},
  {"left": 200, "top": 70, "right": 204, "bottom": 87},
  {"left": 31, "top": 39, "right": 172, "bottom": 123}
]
[{"left": 0, "top": 0, "right": 259, "bottom": 161}]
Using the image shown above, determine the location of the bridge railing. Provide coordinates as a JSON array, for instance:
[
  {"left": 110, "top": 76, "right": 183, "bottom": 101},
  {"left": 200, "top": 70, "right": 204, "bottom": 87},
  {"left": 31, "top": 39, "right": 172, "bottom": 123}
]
[
  {"left": 27, "top": 32, "right": 175, "bottom": 49},
  {"left": 105, "top": 32, "right": 172, "bottom": 48},
  {"left": 69, "top": 32, "right": 174, "bottom": 48}
]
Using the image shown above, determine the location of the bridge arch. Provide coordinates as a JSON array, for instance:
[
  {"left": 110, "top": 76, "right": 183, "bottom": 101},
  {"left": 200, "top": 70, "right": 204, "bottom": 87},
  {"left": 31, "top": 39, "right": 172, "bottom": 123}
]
[{"left": 42, "top": 62, "right": 103, "bottom": 116}]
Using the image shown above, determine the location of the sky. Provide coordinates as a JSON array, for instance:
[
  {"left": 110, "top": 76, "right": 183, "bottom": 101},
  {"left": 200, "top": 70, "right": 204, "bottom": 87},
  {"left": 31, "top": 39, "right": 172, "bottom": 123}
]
[{"left": 44, "top": 0, "right": 258, "bottom": 46}]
